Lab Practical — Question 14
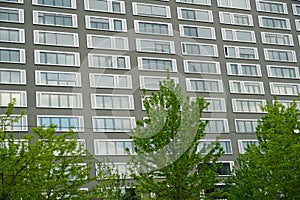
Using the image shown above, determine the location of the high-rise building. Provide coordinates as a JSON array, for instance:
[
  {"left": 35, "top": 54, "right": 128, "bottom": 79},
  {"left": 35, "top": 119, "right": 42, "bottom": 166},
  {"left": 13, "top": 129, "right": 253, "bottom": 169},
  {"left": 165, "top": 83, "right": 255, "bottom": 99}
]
[{"left": 0, "top": 0, "right": 300, "bottom": 185}]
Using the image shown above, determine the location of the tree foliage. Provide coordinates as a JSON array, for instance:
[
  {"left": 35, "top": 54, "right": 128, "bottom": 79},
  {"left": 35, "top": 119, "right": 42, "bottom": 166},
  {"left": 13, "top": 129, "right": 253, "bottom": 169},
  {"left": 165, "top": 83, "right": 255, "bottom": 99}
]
[
  {"left": 227, "top": 100, "right": 300, "bottom": 199},
  {"left": 129, "top": 77, "right": 223, "bottom": 199}
]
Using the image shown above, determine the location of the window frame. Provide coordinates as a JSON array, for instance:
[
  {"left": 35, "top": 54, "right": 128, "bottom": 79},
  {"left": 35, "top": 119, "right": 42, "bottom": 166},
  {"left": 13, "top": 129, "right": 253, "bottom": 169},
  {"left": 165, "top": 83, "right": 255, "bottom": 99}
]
[
  {"left": 0, "top": 68, "right": 26, "bottom": 85},
  {"left": 198, "top": 139, "right": 233, "bottom": 155},
  {"left": 32, "top": 10, "right": 78, "bottom": 28},
  {"left": 0, "top": 90, "right": 27, "bottom": 107},
  {"left": 235, "top": 119, "right": 258, "bottom": 133},
  {"left": 85, "top": 15, "right": 127, "bottom": 32},
  {"left": 34, "top": 50, "right": 80, "bottom": 67},
  {"left": 0, "top": 7, "right": 24, "bottom": 23},
  {"left": 203, "top": 98, "right": 226, "bottom": 112},
  {"left": 32, "top": 0, "right": 76, "bottom": 9},
  {"left": 88, "top": 53, "right": 130, "bottom": 70},
  {"left": 179, "top": 24, "right": 216, "bottom": 39},
  {"left": 261, "top": 32, "right": 293, "bottom": 46},
  {"left": 94, "top": 139, "right": 135, "bottom": 155},
  {"left": 292, "top": 4, "right": 300, "bottom": 16},
  {"left": 176, "top": 0, "right": 211, "bottom": 6},
  {"left": 219, "top": 12, "right": 253, "bottom": 26},
  {"left": 267, "top": 65, "right": 300, "bottom": 79},
  {"left": 229, "top": 80, "right": 265, "bottom": 94},
  {"left": 186, "top": 78, "right": 224, "bottom": 93},
  {"left": 33, "top": 30, "right": 79, "bottom": 47},
  {"left": 269, "top": 82, "right": 300, "bottom": 96},
  {"left": 92, "top": 116, "right": 136, "bottom": 133},
  {"left": 256, "top": 0, "right": 288, "bottom": 14},
  {"left": 134, "top": 20, "right": 173, "bottom": 36},
  {"left": 89, "top": 73, "right": 132, "bottom": 89},
  {"left": 91, "top": 94, "right": 134, "bottom": 110},
  {"left": 0, "top": 27, "right": 25, "bottom": 43},
  {"left": 224, "top": 45, "right": 259, "bottom": 60},
  {"left": 137, "top": 57, "right": 177, "bottom": 72},
  {"left": 182, "top": 42, "right": 218, "bottom": 57},
  {"left": 87, "top": 34, "right": 129, "bottom": 50},
  {"left": 0, "top": 0, "right": 23, "bottom": 3},
  {"left": 136, "top": 38, "right": 175, "bottom": 54},
  {"left": 132, "top": 2, "right": 171, "bottom": 18},
  {"left": 35, "top": 70, "right": 81, "bottom": 87},
  {"left": 177, "top": 7, "right": 213, "bottom": 22},
  {"left": 264, "top": 48, "right": 297, "bottom": 62},
  {"left": 258, "top": 16, "right": 291, "bottom": 30},
  {"left": 139, "top": 76, "right": 179, "bottom": 90},
  {"left": 1, "top": 115, "right": 28, "bottom": 132},
  {"left": 37, "top": 115, "right": 84, "bottom": 132},
  {"left": 226, "top": 63, "right": 262, "bottom": 77},
  {"left": 221, "top": 28, "right": 256, "bottom": 43},
  {"left": 0, "top": 47, "right": 26, "bottom": 63},
  {"left": 183, "top": 60, "right": 221, "bottom": 74},
  {"left": 232, "top": 99, "right": 267, "bottom": 113},
  {"left": 84, "top": 0, "right": 125, "bottom": 14},
  {"left": 238, "top": 139, "right": 259, "bottom": 154},
  {"left": 217, "top": 0, "right": 251, "bottom": 10},
  {"left": 202, "top": 118, "right": 229, "bottom": 133}
]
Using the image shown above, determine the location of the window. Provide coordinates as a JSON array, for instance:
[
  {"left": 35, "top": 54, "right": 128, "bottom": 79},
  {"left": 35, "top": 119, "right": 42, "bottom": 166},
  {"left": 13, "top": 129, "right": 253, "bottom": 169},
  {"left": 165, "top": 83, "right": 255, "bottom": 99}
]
[
  {"left": 224, "top": 46, "right": 258, "bottom": 59},
  {"left": 35, "top": 50, "right": 80, "bottom": 66},
  {"left": 32, "top": 0, "right": 76, "bottom": 9},
  {"left": 94, "top": 140, "right": 135, "bottom": 155},
  {"left": 258, "top": 16, "right": 290, "bottom": 30},
  {"left": 90, "top": 74, "right": 132, "bottom": 89},
  {"left": 0, "top": 68, "right": 26, "bottom": 85},
  {"left": 0, "top": 0, "right": 23, "bottom": 3},
  {"left": 232, "top": 99, "right": 266, "bottom": 113},
  {"left": 235, "top": 119, "right": 258, "bottom": 133},
  {"left": 0, "top": 27, "right": 25, "bottom": 43},
  {"left": 0, "top": 48, "right": 25, "bottom": 63},
  {"left": 186, "top": 78, "right": 223, "bottom": 93},
  {"left": 276, "top": 100, "right": 300, "bottom": 109},
  {"left": 140, "top": 76, "right": 179, "bottom": 90},
  {"left": 184, "top": 60, "right": 220, "bottom": 74},
  {"left": 177, "top": 7, "right": 213, "bottom": 22},
  {"left": 227, "top": 63, "right": 261, "bottom": 77},
  {"left": 270, "top": 82, "right": 300, "bottom": 96},
  {"left": 138, "top": 57, "right": 177, "bottom": 72},
  {"left": 182, "top": 43, "right": 218, "bottom": 57},
  {"left": 238, "top": 140, "right": 258, "bottom": 154},
  {"left": 132, "top": 3, "right": 170, "bottom": 18},
  {"left": 37, "top": 115, "right": 84, "bottom": 132},
  {"left": 88, "top": 54, "right": 130, "bottom": 70},
  {"left": 0, "top": 139, "right": 28, "bottom": 155},
  {"left": 134, "top": 20, "right": 173, "bottom": 36},
  {"left": 198, "top": 140, "right": 232, "bottom": 154},
  {"left": 0, "top": 90, "right": 26, "bottom": 107},
  {"left": 176, "top": 0, "right": 211, "bottom": 6},
  {"left": 87, "top": 35, "right": 128, "bottom": 50},
  {"left": 217, "top": 0, "right": 250, "bottom": 10},
  {"left": 91, "top": 94, "right": 134, "bottom": 110},
  {"left": 1, "top": 115, "right": 28, "bottom": 131},
  {"left": 33, "top": 10, "right": 77, "bottom": 27},
  {"left": 267, "top": 65, "right": 299, "bottom": 79},
  {"left": 219, "top": 12, "right": 253, "bottom": 26},
  {"left": 84, "top": 0, "right": 125, "bottom": 14},
  {"left": 229, "top": 80, "right": 265, "bottom": 94},
  {"left": 36, "top": 92, "right": 83, "bottom": 109},
  {"left": 0, "top": 7, "right": 23, "bottom": 23},
  {"left": 261, "top": 32, "right": 293, "bottom": 46},
  {"left": 92, "top": 117, "right": 135, "bottom": 132},
  {"left": 136, "top": 39, "right": 175, "bottom": 54},
  {"left": 295, "top": 20, "right": 300, "bottom": 31},
  {"left": 221, "top": 28, "right": 255, "bottom": 43},
  {"left": 86, "top": 16, "right": 127, "bottom": 32},
  {"left": 35, "top": 70, "right": 81, "bottom": 87},
  {"left": 264, "top": 49, "right": 297, "bottom": 62},
  {"left": 216, "top": 162, "right": 234, "bottom": 176},
  {"left": 292, "top": 4, "right": 300, "bottom": 15},
  {"left": 202, "top": 118, "right": 229, "bottom": 133},
  {"left": 256, "top": 0, "right": 287, "bottom": 14},
  {"left": 179, "top": 25, "right": 215, "bottom": 39},
  {"left": 204, "top": 98, "right": 226, "bottom": 112},
  {"left": 34, "top": 30, "right": 79, "bottom": 47}
]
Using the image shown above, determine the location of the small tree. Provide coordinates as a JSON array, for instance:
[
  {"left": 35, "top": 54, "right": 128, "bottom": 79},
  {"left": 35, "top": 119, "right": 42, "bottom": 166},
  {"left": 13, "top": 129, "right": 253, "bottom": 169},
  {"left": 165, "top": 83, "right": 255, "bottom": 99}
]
[
  {"left": 129, "top": 77, "right": 223, "bottom": 199},
  {"left": 227, "top": 100, "right": 300, "bottom": 199}
]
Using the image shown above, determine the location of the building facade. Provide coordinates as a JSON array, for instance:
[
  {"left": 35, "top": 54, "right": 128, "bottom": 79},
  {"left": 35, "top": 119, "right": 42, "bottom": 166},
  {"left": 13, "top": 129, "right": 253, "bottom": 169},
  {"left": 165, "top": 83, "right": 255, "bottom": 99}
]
[{"left": 0, "top": 0, "right": 300, "bottom": 183}]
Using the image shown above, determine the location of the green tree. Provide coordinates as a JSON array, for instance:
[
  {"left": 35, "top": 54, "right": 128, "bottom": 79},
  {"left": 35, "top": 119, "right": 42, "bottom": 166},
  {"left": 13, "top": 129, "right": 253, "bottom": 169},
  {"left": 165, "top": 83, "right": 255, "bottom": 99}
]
[
  {"left": 129, "top": 77, "right": 223, "bottom": 199},
  {"left": 0, "top": 101, "right": 91, "bottom": 200},
  {"left": 227, "top": 100, "right": 300, "bottom": 199}
]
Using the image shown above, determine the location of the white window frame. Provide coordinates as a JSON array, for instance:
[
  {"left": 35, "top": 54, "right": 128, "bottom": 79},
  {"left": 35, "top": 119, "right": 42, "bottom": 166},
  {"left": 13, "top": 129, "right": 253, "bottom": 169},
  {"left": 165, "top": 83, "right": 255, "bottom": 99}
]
[
  {"left": 221, "top": 28, "right": 256, "bottom": 43},
  {"left": 91, "top": 94, "right": 134, "bottom": 110},
  {"left": 0, "top": 47, "right": 26, "bottom": 63},
  {"left": 32, "top": 10, "right": 78, "bottom": 28},
  {"left": 270, "top": 82, "right": 300, "bottom": 96},
  {"left": 0, "top": 68, "right": 26, "bottom": 85},
  {"left": 84, "top": 0, "right": 125, "bottom": 14},
  {"left": 295, "top": 20, "right": 300, "bottom": 31},
  {"left": 182, "top": 42, "right": 218, "bottom": 57},
  {"left": 292, "top": 4, "right": 300, "bottom": 15},
  {"left": 276, "top": 100, "right": 300, "bottom": 109},
  {"left": 36, "top": 91, "right": 83, "bottom": 109},
  {"left": 235, "top": 119, "right": 258, "bottom": 133},
  {"left": 177, "top": 7, "right": 213, "bottom": 22},
  {"left": 139, "top": 76, "right": 179, "bottom": 90},
  {"left": 229, "top": 80, "right": 265, "bottom": 94},
  {"left": 217, "top": 0, "right": 251, "bottom": 10},
  {"left": 137, "top": 57, "right": 177, "bottom": 72},
  {"left": 202, "top": 118, "right": 229, "bottom": 133},
  {"left": 85, "top": 16, "right": 127, "bottom": 32},
  {"left": 198, "top": 139, "right": 233, "bottom": 155},
  {"left": 0, "top": 90, "right": 27, "bottom": 107},
  {"left": 224, "top": 45, "right": 259, "bottom": 60},
  {"left": 94, "top": 139, "right": 135, "bottom": 155},
  {"left": 35, "top": 70, "right": 81, "bottom": 87},
  {"left": 184, "top": 60, "right": 221, "bottom": 74},
  {"left": 261, "top": 32, "right": 293, "bottom": 46},
  {"left": 176, "top": 0, "right": 211, "bottom": 6},
  {"left": 34, "top": 30, "right": 79, "bottom": 47},
  {"left": 134, "top": 20, "right": 173, "bottom": 36},
  {"left": 238, "top": 139, "right": 259, "bottom": 154},
  {"left": 0, "top": 27, "right": 25, "bottom": 43},
  {"left": 258, "top": 16, "right": 291, "bottom": 30},
  {"left": 179, "top": 24, "right": 216, "bottom": 39},
  {"left": 32, "top": 0, "right": 76, "bottom": 9},
  {"left": 219, "top": 12, "right": 253, "bottom": 26},
  {"left": 87, "top": 34, "right": 128, "bottom": 50},
  {"left": 256, "top": 0, "right": 288, "bottom": 14},
  {"left": 0, "top": 7, "right": 24, "bottom": 23},
  {"left": 92, "top": 116, "right": 136, "bottom": 133},
  {"left": 264, "top": 48, "right": 297, "bottom": 62},
  {"left": 217, "top": 161, "right": 234, "bottom": 177},
  {"left": 136, "top": 38, "right": 175, "bottom": 54},
  {"left": 89, "top": 73, "right": 132, "bottom": 89},
  {"left": 226, "top": 63, "right": 262, "bottom": 77},
  {"left": 0, "top": 0, "right": 23, "bottom": 3},
  {"left": 132, "top": 2, "right": 171, "bottom": 18},
  {"left": 37, "top": 115, "right": 84, "bottom": 132},
  {"left": 267, "top": 65, "right": 300, "bottom": 79},
  {"left": 88, "top": 53, "right": 130, "bottom": 70},
  {"left": 34, "top": 50, "right": 80, "bottom": 67},
  {"left": 1, "top": 115, "right": 28, "bottom": 132},
  {"left": 232, "top": 99, "right": 267, "bottom": 113},
  {"left": 203, "top": 98, "right": 226, "bottom": 112},
  {"left": 186, "top": 78, "right": 224, "bottom": 93}
]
